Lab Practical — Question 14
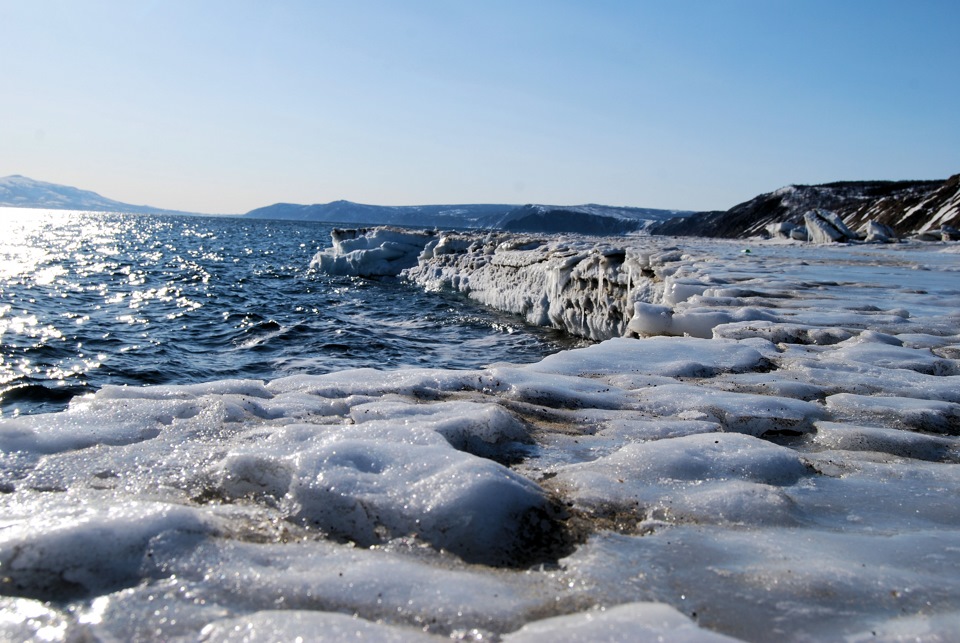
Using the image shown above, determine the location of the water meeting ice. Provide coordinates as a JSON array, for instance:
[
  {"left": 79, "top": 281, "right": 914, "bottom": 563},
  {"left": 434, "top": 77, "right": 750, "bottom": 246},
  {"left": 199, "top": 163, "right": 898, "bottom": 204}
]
[{"left": 2, "top": 228, "right": 959, "bottom": 641}]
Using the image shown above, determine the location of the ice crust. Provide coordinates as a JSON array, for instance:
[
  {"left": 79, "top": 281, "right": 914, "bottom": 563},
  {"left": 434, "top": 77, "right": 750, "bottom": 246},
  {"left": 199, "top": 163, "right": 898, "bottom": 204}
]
[{"left": 3, "top": 232, "right": 960, "bottom": 641}]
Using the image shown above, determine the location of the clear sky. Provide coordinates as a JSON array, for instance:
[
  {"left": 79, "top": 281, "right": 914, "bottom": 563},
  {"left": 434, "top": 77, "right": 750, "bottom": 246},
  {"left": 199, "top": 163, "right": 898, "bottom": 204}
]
[{"left": 1, "top": 1, "right": 958, "bottom": 214}]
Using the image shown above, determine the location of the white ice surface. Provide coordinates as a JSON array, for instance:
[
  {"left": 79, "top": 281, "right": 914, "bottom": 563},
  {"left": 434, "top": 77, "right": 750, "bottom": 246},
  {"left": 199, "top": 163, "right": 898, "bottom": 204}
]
[{"left": 3, "top": 232, "right": 960, "bottom": 641}]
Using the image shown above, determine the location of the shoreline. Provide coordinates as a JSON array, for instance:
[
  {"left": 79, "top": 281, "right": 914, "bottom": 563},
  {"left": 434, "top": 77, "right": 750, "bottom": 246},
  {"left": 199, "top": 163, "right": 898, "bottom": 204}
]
[{"left": 2, "top": 228, "right": 959, "bottom": 640}]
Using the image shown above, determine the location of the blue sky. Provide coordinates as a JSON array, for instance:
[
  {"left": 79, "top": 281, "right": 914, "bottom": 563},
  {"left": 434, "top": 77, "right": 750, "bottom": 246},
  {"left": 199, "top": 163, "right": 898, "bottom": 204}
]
[{"left": 1, "top": 1, "right": 958, "bottom": 214}]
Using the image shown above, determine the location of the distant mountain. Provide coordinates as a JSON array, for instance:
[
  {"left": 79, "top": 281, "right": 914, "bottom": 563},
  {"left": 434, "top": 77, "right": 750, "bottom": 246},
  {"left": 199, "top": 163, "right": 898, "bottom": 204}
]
[
  {"left": 0, "top": 175, "right": 201, "bottom": 216},
  {"left": 244, "top": 201, "right": 515, "bottom": 229},
  {"left": 245, "top": 200, "right": 691, "bottom": 235},
  {"left": 651, "top": 175, "right": 960, "bottom": 239},
  {"left": 493, "top": 204, "right": 690, "bottom": 234}
]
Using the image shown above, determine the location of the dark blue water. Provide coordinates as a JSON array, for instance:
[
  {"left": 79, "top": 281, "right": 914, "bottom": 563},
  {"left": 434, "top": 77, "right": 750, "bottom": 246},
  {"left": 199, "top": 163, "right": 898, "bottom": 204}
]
[{"left": 0, "top": 208, "right": 579, "bottom": 417}]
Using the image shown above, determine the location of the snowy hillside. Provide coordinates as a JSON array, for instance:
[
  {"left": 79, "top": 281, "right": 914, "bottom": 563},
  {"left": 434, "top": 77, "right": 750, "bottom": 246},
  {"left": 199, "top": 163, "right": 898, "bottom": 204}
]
[
  {"left": 652, "top": 175, "right": 960, "bottom": 239},
  {"left": 0, "top": 175, "right": 199, "bottom": 215}
]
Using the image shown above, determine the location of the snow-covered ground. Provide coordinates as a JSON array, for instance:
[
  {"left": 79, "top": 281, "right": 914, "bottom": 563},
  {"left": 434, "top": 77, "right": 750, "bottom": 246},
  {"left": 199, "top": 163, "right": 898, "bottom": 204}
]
[{"left": 3, "top": 230, "right": 960, "bottom": 641}]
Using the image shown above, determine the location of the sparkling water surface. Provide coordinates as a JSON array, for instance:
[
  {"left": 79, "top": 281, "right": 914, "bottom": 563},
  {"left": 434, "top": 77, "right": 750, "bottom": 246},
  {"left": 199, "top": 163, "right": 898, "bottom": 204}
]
[{"left": 0, "top": 208, "right": 578, "bottom": 416}]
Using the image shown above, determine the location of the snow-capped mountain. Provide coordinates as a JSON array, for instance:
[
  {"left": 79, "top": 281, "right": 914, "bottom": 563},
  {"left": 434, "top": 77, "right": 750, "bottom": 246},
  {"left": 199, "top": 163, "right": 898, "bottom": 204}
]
[
  {"left": 651, "top": 175, "right": 960, "bottom": 239},
  {"left": 246, "top": 200, "right": 691, "bottom": 234},
  {"left": 0, "top": 175, "right": 200, "bottom": 215}
]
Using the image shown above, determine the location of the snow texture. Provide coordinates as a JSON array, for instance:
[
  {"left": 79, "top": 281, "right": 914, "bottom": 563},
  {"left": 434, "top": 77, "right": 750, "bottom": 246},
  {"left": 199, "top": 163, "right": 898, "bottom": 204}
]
[{"left": 3, "top": 230, "right": 960, "bottom": 641}]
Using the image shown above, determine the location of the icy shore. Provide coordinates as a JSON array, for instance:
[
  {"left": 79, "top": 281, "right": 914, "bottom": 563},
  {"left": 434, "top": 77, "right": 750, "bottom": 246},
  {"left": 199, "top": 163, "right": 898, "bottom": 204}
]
[{"left": 2, "top": 230, "right": 960, "bottom": 641}]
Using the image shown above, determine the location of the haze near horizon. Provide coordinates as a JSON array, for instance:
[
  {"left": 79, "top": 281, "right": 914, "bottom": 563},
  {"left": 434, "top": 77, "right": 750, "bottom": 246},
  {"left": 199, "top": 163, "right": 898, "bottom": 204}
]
[{"left": 1, "top": 0, "right": 957, "bottom": 215}]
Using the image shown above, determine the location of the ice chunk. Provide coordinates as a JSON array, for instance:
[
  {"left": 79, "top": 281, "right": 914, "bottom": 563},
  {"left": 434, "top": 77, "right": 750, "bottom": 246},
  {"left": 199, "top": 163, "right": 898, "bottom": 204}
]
[
  {"left": 662, "top": 277, "right": 711, "bottom": 305},
  {"left": 595, "top": 417, "right": 722, "bottom": 443},
  {"left": 625, "top": 301, "right": 673, "bottom": 336},
  {"left": 804, "top": 209, "right": 857, "bottom": 243},
  {"left": 862, "top": 220, "right": 898, "bottom": 243},
  {"left": 311, "top": 227, "right": 437, "bottom": 276},
  {"left": 765, "top": 221, "right": 803, "bottom": 240},
  {"left": 628, "top": 302, "right": 776, "bottom": 338}
]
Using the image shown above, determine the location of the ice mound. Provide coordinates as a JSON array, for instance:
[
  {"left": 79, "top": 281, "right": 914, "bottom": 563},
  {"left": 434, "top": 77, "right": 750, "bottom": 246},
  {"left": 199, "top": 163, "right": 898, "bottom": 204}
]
[
  {"left": 310, "top": 227, "right": 436, "bottom": 276},
  {"left": 0, "top": 498, "right": 214, "bottom": 599},
  {"left": 205, "top": 422, "right": 565, "bottom": 566},
  {"left": 530, "top": 336, "right": 770, "bottom": 378},
  {"left": 554, "top": 433, "right": 810, "bottom": 528},
  {"left": 804, "top": 208, "right": 858, "bottom": 243}
]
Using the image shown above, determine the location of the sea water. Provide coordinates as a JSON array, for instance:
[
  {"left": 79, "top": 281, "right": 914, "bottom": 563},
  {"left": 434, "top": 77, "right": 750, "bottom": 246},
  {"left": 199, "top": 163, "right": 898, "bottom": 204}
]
[{"left": 0, "top": 208, "right": 576, "bottom": 417}]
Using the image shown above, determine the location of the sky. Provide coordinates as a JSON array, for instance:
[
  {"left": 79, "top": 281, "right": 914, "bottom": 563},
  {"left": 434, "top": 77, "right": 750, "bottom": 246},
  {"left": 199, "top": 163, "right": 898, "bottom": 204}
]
[{"left": 1, "top": 1, "right": 958, "bottom": 215}]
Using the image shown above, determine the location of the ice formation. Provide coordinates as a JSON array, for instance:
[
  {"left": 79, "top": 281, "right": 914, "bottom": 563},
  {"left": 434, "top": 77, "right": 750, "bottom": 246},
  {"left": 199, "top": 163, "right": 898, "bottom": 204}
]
[
  {"left": 3, "top": 230, "right": 960, "bottom": 641},
  {"left": 803, "top": 209, "right": 858, "bottom": 243},
  {"left": 310, "top": 226, "right": 437, "bottom": 276}
]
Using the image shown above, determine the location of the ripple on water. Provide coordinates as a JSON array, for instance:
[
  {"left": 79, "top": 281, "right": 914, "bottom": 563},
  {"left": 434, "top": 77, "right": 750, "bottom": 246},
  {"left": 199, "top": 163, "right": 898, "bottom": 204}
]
[{"left": 0, "top": 209, "right": 578, "bottom": 416}]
